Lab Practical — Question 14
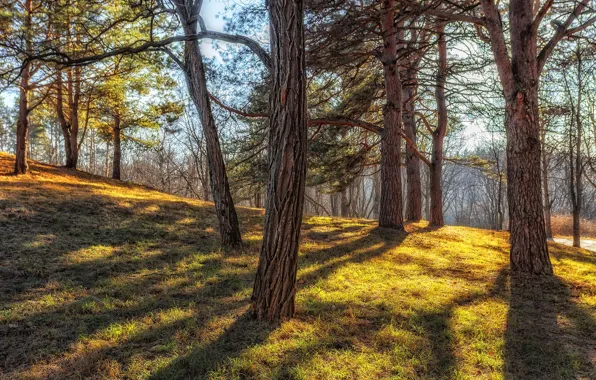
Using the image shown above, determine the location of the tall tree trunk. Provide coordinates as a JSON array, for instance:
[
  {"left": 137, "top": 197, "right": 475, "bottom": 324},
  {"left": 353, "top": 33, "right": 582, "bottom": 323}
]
[
  {"left": 571, "top": 47, "right": 583, "bottom": 248},
  {"left": 402, "top": 68, "right": 422, "bottom": 221},
  {"left": 252, "top": 0, "right": 307, "bottom": 322},
  {"left": 505, "top": 93, "right": 551, "bottom": 274},
  {"left": 14, "top": 0, "right": 32, "bottom": 175},
  {"left": 430, "top": 21, "right": 447, "bottom": 227},
  {"left": 112, "top": 115, "right": 121, "bottom": 180},
  {"left": 480, "top": 0, "right": 551, "bottom": 275},
  {"left": 175, "top": 2, "right": 242, "bottom": 247},
  {"left": 378, "top": 0, "right": 404, "bottom": 230}
]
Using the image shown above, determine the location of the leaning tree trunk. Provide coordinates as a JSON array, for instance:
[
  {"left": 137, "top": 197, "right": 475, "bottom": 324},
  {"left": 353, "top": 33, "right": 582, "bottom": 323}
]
[
  {"left": 378, "top": 0, "right": 404, "bottom": 230},
  {"left": 176, "top": 4, "right": 242, "bottom": 247},
  {"left": 402, "top": 68, "right": 422, "bottom": 221},
  {"left": 430, "top": 21, "right": 448, "bottom": 227},
  {"left": 112, "top": 115, "right": 121, "bottom": 180},
  {"left": 252, "top": 0, "right": 307, "bottom": 322}
]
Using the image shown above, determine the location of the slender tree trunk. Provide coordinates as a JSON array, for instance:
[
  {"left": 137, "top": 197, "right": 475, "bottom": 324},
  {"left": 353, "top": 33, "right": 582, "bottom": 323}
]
[
  {"left": 379, "top": 0, "right": 404, "bottom": 230},
  {"left": 540, "top": 123, "right": 553, "bottom": 239},
  {"left": 15, "top": 67, "right": 30, "bottom": 175},
  {"left": 402, "top": 68, "right": 422, "bottom": 221},
  {"left": 572, "top": 49, "right": 583, "bottom": 248},
  {"left": 252, "top": 0, "right": 307, "bottom": 322},
  {"left": 104, "top": 141, "right": 110, "bottom": 177},
  {"left": 175, "top": 3, "right": 242, "bottom": 247},
  {"left": 341, "top": 188, "right": 350, "bottom": 217},
  {"left": 64, "top": 66, "right": 81, "bottom": 169},
  {"left": 112, "top": 115, "right": 121, "bottom": 180},
  {"left": 430, "top": 21, "right": 447, "bottom": 227},
  {"left": 14, "top": 0, "right": 32, "bottom": 175},
  {"left": 56, "top": 70, "right": 73, "bottom": 168}
]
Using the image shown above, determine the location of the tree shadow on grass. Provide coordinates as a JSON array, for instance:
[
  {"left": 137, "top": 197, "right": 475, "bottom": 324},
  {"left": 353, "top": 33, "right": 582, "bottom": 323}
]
[{"left": 504, "top": 273, "right": 596, "bottom": 379}]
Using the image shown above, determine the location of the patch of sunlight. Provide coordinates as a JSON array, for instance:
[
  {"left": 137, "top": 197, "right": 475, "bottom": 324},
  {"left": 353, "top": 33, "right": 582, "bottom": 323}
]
[
  {"left": 176, "top": 217, "right": 196, "bottom": 225},
  {"left": 140, "top": 204, "right": 160, "bottom": 214},
  {"left": 79, "top": 295, "right": 138, "bottom": 314},
  {"left": 65, "top": 245, "right": 116, "bottom": 264},
  {"left": 297, "top": 249, "right": 366, "bottom": 281},
  {"left": 23, "top": 233, "right": 56, "bottom": 248},
  {"left": 295, "top": 349, "right": 393, "bottom": 379},
  {"left": 95, "top": 307, "right": 194, "bottom": 343},
  {"left": 452, "top": 299, "right": 507, "bottom": 377}
]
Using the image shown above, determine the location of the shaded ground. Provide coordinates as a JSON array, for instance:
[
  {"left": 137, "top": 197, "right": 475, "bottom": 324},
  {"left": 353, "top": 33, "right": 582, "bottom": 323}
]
[
  {"left": 555, "top": 238, "right": 596, "bottom": 253},
  {"left": 1, "top": 153, "right": 596, "bottom": 379}
]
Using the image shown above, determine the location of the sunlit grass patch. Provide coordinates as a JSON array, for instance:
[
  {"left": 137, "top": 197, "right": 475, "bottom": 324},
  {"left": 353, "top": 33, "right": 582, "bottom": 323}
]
[{"left": 1, "top": 153, "right": 595, "bottom": 379}]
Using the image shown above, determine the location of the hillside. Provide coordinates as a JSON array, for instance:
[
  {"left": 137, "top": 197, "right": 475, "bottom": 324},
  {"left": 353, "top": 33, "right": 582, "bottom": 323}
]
[{"left": 1, "top": 152, "right": 595, "bottom": 380}]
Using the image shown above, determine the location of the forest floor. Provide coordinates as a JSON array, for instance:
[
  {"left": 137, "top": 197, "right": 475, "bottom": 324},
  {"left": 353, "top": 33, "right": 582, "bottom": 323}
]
[{"left": 1, "top": 152, "right": 596, "bottom": 380}]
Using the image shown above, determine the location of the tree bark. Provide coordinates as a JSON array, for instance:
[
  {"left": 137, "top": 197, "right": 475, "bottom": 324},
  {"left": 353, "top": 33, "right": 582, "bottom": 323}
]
[
  {"left": 14, "top": 0, "right": 32, "bottom": 175},
  {"left": 175, "top": 1, "right": 242, "bottom": 247},
  {"left": 430, "top": 21, "right": 447, "bottom": 227},
  {"left": 402, "top": 68, "right": 422, "bottom": 221},
  {"left": 378, "top": 0, "right": 404, "bottom": 230},
  {"left": 480, "top": 0, "right": 552, "bottom": 275},
  {"left": 112, "top": 115, "right": 121, "bottom": 180},
  {"left": 252, "top": 0, "right": 307, "bottom": 322}
]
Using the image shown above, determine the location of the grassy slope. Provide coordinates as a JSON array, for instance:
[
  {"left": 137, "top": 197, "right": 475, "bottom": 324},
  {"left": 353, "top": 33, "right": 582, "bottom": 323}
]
[{"left": 0, "top": 152, "right": 595, "bottom": 380}]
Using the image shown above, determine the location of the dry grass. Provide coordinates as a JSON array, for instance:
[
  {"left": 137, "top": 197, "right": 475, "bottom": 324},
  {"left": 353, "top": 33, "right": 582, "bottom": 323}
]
[
  {"left": 552, "top": 215, "right": 596, "bottom": 239},
  {"left": 1, "top": 152, "right": 596, "bottom": 380}
]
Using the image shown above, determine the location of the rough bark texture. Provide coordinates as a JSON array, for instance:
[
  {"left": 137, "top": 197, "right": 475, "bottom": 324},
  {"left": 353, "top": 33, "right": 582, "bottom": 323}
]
[
  {"left": 174, "top": 1, "right": 242, "bottom": 247},
  {"left": 378, "top": 0, "right": 404, "bottom": 230},
  {"left": 402, "top": 68, "right": 422, "bottom": 221},
  {"left": 251, "top": 0, "right": 307, "bottom": 322},
  {"left": 112, "top": 115, "right": 121, "bottom": 180},
  {"left": 14, "top": 0, "right": 32, "bottom": 175},
  {"left": 430, "top": 21, "right": 447, "bottom": 227},
  {"left": 506, "top": 0, "right": 551, "bottom": 274},
  {"left": 480, "top": 0, "right": 552, "bottom": 274}
]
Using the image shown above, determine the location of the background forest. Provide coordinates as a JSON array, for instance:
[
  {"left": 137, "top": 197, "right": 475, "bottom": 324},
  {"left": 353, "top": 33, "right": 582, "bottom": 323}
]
[{"left": 0, "top": 0, "right": 595, "bottom": 237}]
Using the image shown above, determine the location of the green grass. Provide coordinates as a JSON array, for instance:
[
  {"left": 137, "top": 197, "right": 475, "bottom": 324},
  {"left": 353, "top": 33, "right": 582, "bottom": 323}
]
[{"left": 1, "top": 152, "right": 595, "bottom": 379}]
